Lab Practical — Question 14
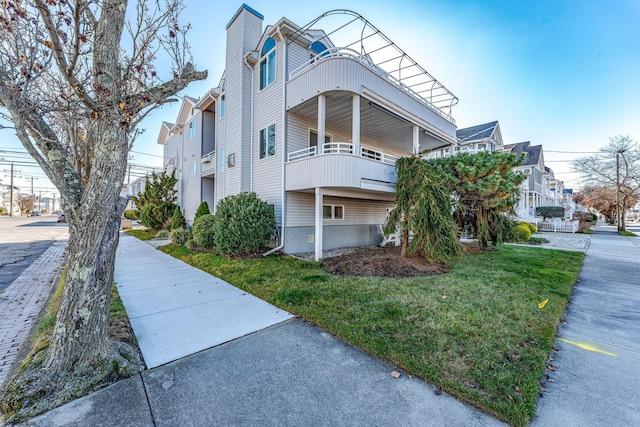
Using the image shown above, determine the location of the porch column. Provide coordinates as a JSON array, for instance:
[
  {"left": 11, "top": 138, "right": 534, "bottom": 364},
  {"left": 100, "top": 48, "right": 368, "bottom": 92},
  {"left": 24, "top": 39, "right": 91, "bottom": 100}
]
[
  {"left": 412, "top": 125, "right": 420, "bottom": 154},
  {"left": 318, "top": 94, "right": 326, "bottom": 153},
  {"left": 314, "top": 187, "right": 323, "bottom": 261},
  {"left": 352, "top": 94, "right": 360, "bottom": 155}
]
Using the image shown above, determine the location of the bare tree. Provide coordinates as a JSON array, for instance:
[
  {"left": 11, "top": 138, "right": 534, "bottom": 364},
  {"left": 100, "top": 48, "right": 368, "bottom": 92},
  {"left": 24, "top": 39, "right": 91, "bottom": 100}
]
[
  {"left": 16, "top": 193, "right": 35, "bottom": 215},
  {"left": 0, "top": 0, "right": 206, "bottom": 419},
  {"left": 573, "top": 135, "right": 640, "bottom": 231}
]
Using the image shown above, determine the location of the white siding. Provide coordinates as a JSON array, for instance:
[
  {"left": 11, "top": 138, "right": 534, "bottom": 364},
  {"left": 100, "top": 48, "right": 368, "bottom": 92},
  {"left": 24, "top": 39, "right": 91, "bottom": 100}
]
[
  {"left": 286, "top": 193, "right": 392, "bottom": 227},
  {"left": 181, "top": 113, "right": 202, "bottom": 222},
  {"left": 252, "top": 38, "right": 285, "bottom": 223}
]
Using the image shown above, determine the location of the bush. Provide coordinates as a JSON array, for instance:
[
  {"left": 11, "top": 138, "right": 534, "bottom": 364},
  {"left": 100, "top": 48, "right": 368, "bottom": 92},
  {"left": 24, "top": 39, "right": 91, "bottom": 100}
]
[
  {"left": 192, "top": 214, "right": 216, "bottom": 249},
  {"left": 512, "top": 223, "right": 532, "bottom": 242},
  {"left": 123, "top": 209, "right": 140, "bottom": 220},
  {"left": 212, "top": 192, "right": 275, "bottom": 256},
  {"left": 194, "top": 201, "right": 210, "bottom": 222},
  {"left": 140, "top": 203, "right": 175, "bottom": 231},
  {"left": 169, "top": 227, "right": 190, "bottom": 245},
  {"left": 0, "top": 206, "right": 7, "bottom": 216},
  {"left": 520, "top": 222, "right": 537, "bottom": 234},
  {"left": 156, "top": 229, "right": 170, "bottom": 239},
  {"left": 535, "top": 206, "right": 565, "bottom": 220},
  {"left": 170, "top": 206, "right": 186, "bottom": 230}
]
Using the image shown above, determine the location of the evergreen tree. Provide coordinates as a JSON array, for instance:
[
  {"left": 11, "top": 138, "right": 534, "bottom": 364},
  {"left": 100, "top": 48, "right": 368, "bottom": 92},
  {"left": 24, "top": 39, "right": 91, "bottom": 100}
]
[
  {"left": 132, "top": 170, "right": 178, "bottom": 230},
  {"left": 194, "top": 201, "right": 211, "bottom": 222},
  {"left": 171, "top": 205, "right": 187, "bottom": 230}
]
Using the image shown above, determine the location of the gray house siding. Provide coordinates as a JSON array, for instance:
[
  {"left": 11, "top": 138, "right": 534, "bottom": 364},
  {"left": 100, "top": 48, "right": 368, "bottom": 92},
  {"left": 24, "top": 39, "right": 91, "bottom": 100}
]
[
  {"left": 182, "top": 114, "right": 202, "bottom": 223},
  {"left": 283, "top": 193, "right": 391, "bottom": 253}
]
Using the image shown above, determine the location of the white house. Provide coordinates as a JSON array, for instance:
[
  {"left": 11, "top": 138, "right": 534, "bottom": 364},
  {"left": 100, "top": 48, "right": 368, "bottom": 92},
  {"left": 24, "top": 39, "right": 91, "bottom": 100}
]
[{"left": 158, "top": 5, "right": 460, "bottom": 260}]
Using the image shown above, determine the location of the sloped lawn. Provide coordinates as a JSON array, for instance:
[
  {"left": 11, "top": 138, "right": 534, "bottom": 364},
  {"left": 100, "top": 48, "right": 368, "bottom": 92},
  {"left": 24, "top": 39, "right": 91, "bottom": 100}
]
[{"left": 159, "top": 244, "right": 583, "bottom": 426}]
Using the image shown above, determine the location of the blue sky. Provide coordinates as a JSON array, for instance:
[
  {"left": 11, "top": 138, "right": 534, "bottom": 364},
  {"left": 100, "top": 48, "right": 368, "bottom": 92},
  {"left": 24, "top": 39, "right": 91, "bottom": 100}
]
[{"left": 2, "top": 0, "right": 639, "bottom": 193}]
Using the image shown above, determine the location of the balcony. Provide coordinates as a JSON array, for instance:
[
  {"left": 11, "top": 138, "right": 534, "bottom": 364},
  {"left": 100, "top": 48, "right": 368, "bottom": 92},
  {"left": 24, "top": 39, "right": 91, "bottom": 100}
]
[
  {"left": 201, "top": 150, "right": 216, "bottom": 176},
  {"left": 285, "top": 142, "right": 398, "bottom": 193}
]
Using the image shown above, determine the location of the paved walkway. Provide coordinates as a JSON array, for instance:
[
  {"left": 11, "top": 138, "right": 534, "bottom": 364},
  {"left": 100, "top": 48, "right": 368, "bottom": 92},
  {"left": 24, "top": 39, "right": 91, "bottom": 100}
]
[
  {"left": 114, "top": 234, "right": 293, "bottom": 368},
  {"left": 533, "top": 224, "right": 640, "bottom": 425},
  {"left": 0, "top": 240, "right": 67, "bottom": 389}
]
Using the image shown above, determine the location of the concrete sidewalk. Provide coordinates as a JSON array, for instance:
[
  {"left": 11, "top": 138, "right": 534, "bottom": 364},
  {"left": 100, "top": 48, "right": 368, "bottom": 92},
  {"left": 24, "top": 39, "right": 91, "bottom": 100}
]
[
  {"left": 114, "top": 234, "right": 293, "bottom": 368},
  {"left": 533, "top": 224, "right": 640, "bottom": 426}
]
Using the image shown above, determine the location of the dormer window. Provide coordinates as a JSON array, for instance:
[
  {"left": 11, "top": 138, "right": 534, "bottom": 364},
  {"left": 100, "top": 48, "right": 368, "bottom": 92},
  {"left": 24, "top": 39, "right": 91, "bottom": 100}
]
[{"left": 260, "top": 37, "right": 276, "bottom": 89}]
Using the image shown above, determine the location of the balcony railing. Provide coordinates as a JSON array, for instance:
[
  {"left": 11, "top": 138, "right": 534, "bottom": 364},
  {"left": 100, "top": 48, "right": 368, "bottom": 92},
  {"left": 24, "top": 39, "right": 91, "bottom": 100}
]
[
  {"left": 287, "top": 142, "right": 399, "bottom": 166},
  {"left": 201, "top": 150, "right": 215, "bottom": 163}
]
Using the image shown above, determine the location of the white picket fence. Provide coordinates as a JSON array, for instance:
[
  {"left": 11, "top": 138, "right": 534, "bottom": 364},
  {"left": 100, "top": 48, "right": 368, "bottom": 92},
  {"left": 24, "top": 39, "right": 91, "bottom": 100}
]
[{"left": 536, "top": 219, "right": 579, "bottom": 233}]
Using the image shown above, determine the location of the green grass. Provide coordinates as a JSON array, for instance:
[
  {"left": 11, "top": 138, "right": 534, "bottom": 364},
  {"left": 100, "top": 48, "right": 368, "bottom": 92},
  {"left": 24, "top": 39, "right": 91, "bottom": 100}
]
[
  {"left": 159, "top": 244, "right": 583, "bottom": 427},
  {"left": 125, "top": 229, "right": 156, "bottom": 240},
  {"left": 619, "top": 230, "right": 637, "bottom": 237}
]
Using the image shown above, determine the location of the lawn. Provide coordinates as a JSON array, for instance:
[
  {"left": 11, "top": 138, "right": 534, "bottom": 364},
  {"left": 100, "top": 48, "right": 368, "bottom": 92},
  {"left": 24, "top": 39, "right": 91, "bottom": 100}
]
[
  {"left": 125, "top": 229, "right": 157, "bottom": 240},
  {"left": 159, "top": 244, "right": 584, "bottom": 426}
]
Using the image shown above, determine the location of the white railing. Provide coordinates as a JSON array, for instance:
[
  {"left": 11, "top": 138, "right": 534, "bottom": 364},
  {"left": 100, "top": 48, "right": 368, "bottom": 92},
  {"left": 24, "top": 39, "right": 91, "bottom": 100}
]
[
  {"left": 536, "top": 219, "right": 579, "bottom": 233},
  {"left": 288, "top": 146, "right": 317, "bottom": 161},
  {"left": 201, "top": 150, "right": 215, "bottom": 163},
  {"left": 288, "top": 46, "right": 455, "bottom": 123},
  {"left": 287, "top": 142, "right": 400, "bottom": 166}
]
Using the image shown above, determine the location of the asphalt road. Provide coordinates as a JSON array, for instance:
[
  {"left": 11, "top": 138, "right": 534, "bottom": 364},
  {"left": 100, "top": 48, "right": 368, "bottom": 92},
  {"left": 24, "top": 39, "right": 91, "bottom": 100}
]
[{"left": 0, "top": 215, "right": 69, "bottom": 291}]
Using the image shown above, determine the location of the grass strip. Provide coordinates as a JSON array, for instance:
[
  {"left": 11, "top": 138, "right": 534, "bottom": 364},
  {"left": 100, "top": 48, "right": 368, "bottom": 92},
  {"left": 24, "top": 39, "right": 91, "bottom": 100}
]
[
  {"left": 124, "top": 229, "right": 157, "bottom": 240},
  {"left": 159, "top": 244, "right": 583, "bottom": 426}
]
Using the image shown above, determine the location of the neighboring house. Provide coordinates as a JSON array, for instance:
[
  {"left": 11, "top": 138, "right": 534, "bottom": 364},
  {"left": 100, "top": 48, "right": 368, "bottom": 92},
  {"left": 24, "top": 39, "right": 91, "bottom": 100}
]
[
  {"left": 121, "top": 176, "right": 148, "bottom": 211},
  {"left": 504, "top": 141, "right": 561, "bottom": 222},
  {"left": 429, "top": 120, "right": 504, "bottom": 158},
  {"left": 0, "top": 184, "right": 20, "bottom": 216},
  {"left": 158, "top": 5, "right": 459, "bottom": 260}
]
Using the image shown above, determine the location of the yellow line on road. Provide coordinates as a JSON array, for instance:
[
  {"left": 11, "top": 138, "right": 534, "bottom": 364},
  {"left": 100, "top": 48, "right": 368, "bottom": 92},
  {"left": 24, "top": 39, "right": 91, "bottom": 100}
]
[{"left": 558, "top": 338, "right": 617, "bottom": 357}]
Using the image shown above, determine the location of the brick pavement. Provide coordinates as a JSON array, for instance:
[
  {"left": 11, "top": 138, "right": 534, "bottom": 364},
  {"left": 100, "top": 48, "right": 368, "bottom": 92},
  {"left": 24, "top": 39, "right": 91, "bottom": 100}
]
[{"left": 0, "top": 240, "right": 67, "bottom": 389}]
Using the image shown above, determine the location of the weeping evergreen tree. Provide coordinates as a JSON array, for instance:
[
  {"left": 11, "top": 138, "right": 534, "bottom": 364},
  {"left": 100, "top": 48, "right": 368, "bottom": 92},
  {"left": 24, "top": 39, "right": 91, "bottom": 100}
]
[
  {"left": 132, "top": 170, "right": 178, "bottom": 231},
  {"left": 385, "top": 156, "right": 463, "bottom": 261},
  {"left": 431, "top": 151, "right": 525, "bottom": 247}
]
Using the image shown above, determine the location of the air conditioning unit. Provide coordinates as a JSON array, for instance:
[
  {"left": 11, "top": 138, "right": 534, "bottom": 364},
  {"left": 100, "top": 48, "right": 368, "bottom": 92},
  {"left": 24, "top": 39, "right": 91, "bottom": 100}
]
[{"left": 227, "top": 153, "right": 235, "bottom": 167}]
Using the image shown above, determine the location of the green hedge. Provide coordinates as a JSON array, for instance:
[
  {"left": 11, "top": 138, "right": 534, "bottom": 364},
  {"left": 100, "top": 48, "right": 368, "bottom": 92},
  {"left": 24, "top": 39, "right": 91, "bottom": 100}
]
[
  {"left": 535, "top": 206, "right": 565, "bottom": 220},
  {"left": 192, "top": 214, "right": 216, "bottom": 249}
]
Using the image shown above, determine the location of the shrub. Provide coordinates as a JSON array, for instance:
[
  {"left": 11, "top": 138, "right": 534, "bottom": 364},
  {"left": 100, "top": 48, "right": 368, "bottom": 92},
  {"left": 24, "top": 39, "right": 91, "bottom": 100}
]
[
  {"left": 170, "top": 206, "right": 186, "bottom": 230},
  {"left": 512, "top": 223, "right": 532, "bottom": 242},
  {"left": 192, "top": 214, "right": 216, "bottom": 249},
  {"left": 169, "top": 227, "right": 190, "bottom": 245},
  {"left": 212, "top": 192, "right": 275, "bottom": 256},
  {"left": 140, "top": 203, "right": 175, "bottom": 231},
  {"left": 0, "top": 206, "right": 7, "bottom": 216},
  {"left": 535, "top": 206, "right": 565, "bottom": 221},
  {"left": 123, "top": 209, "right": 140, "bottom": 220},
  {"left": 194, "top": 201, "right": 210, "bottom": 222},
  {"left": 156, "top": 229, "right": 170, "bottom": 239},
  {"left": 520, "top": 222, "right": 537, "bottom": 234}
]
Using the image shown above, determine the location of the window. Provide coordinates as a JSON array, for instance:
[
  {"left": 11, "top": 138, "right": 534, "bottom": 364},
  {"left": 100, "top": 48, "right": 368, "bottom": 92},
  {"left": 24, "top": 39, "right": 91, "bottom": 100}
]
[
  {"left": 309, "top": 129, "right": 331, "bottom": 151},
  {"left": 323, "top": 205, "right": 344, "bottom": 220},
  {"left": 310, "top": 41, "right": 328, "bottom": 60},
  {"left": 477, "top": 143, "right": 487, "bottom": 151},
  {"left": 189, "top": 120, "right": 196, "bottom": 140},
  {"left": 219, "top": 148, "right": 225, "bottom": 172},
  {"left": 260, "top": 37, "right": 276, "bottom": 89},
  {"left": 260, "top": 124, "right": 276, "bottom": 159},
  {"left": 193, "top": 160, "right": 197, "bottom": 176}
]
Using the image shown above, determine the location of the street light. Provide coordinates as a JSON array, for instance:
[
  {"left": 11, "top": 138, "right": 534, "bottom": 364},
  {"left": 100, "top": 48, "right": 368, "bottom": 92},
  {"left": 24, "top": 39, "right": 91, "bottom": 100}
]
[{"left": 616, "top": 148, "right": 627, "bottom": 231}]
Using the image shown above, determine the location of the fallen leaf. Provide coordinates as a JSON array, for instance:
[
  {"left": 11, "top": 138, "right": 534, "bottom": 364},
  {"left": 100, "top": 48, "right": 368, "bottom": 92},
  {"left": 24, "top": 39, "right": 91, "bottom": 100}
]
[
  {"left": 390, "top": 371, "right": 401, "bottom": 379},
  {"left": 538, "top": 299, "right": 549, "bottom": 309}
]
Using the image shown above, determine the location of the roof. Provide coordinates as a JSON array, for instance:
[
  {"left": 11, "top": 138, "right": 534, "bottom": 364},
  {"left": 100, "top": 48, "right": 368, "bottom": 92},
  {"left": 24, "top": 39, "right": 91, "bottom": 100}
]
[
  {"left": 507, "top": 141, "right": 543, "bottom": 167},
  {"left": 456, "top": 121, "right": 498, "bottom": 143}
]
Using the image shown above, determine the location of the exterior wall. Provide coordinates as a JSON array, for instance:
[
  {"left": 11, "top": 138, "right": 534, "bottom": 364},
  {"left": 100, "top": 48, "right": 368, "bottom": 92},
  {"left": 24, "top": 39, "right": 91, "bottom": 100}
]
[
  {"left": 181, "top": 112, "right": 203, "bottom": 222},
  {"left": 202, "top": 111, "right": 216, "bottom": 155},
  {"left": 284, "top": 191, "right": 392, "bottom": 253},
  {"left": 252, "top": 36, "right": 285, "bottom": 224},
  {"left": 220, "top": 7, "right": 262, "bottom": 201}
]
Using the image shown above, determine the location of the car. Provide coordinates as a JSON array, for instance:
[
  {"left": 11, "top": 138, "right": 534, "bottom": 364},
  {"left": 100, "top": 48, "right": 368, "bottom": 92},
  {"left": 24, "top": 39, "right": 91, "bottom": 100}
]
[
  {"left": 30, "top": 210, "right": 41, "bottom": 216},
  {"left": 57, "top": 212, "right": 66, "bottom": 223}
]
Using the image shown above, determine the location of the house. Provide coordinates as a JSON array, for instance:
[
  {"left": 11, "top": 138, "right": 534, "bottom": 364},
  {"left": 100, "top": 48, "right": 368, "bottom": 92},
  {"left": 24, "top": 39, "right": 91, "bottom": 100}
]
[
  {"left": 429, "top": 120, "right": 504, "bottom": 158},
  {"left": 158, "top": 5, "right": 459, "bottom": 260},
  {"left": 504, "top": 141, "right": 565, "bottom": 221},
  {"left": 121, "top": 176, "right": 148, "bottom": 211},
  {"left": 0, "top": 183, "right": 21, "bottom": 216}
]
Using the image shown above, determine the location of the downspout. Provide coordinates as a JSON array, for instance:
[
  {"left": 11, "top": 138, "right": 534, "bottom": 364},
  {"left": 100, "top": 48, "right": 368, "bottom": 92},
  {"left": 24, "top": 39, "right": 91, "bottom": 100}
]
[
  {"left": 264, "top": 26, "right": 287, "bottom": 256},
  {"left": 243, "top": 54, "right": 254, "bottom": 191}
]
